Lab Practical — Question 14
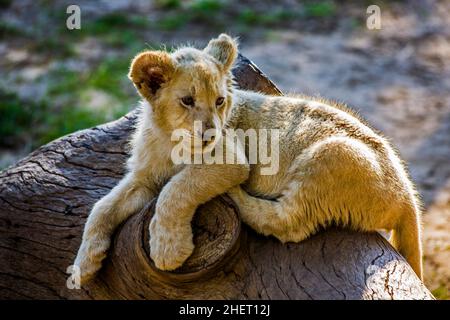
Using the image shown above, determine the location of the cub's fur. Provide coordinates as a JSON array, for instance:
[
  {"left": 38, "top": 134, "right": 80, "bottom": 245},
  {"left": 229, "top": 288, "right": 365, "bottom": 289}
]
[{"left": 74, "top": 34, "right": 423, "bottom": 283}]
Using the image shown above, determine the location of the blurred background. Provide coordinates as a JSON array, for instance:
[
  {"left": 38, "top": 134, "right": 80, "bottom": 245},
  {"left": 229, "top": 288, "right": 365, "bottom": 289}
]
[{"left": 0, "top": 0, "right": 448, "bottom": 299}]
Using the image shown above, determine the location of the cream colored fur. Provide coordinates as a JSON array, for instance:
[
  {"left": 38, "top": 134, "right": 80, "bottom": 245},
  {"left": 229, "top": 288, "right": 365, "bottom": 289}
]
[{"left": 74, "top": 34, "right": 423, "bottom": 284}]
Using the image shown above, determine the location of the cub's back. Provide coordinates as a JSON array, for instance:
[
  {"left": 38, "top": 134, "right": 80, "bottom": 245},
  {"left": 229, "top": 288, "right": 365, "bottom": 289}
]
[
  {"left": 232, "top": 90, "right": 386, "bottom": 159},
  {"left": 232, "top": 90, "right": 409, "bottom": 200}
]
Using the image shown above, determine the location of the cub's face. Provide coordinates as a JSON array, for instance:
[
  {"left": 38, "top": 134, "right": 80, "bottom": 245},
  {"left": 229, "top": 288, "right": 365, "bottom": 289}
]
[{"left": 128, "top": 34, "right": 238, "bottom": 150}]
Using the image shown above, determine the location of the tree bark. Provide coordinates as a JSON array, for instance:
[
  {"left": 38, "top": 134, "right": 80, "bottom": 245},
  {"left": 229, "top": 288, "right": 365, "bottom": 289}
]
[{"left": 0, "top": 54, "right": 432, "bottom": 300}]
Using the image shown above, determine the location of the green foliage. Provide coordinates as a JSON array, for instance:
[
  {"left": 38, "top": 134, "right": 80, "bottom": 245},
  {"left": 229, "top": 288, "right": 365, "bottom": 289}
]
[
  {"left": 155, "top": 0, "right": 182, "bottom": 9},
  {"left": 238, "top": 8, "right": 298, "bottom": 26},
  {"left": 38, "top": 105, "right": 106, "bottom": 145},
  {"left": 0, "top": 54, "right": 137, "bottom": 149},
  {"left": 46, "top": 57, "right": 135, "bottom": 111},
  {"left": 190, "top": 0, "right": 224, "bottom": 14},
  {"left": 32, "top": 38, "right": 75, "bottom": 57},
  {"left": 102, "top": 29, "right": 141, "bottom": 48},
  {"left": 156, "top": 0, "right": 224, "bottom": 30},
  {"left": 87, "top": 13, "right": 149, "bottom": 33},
  {"left": 157, "top": 13, "right": 189, "bottom": 30},
  {"left": 47, "top": 69, "right": 83, "bottom": 97},
  {"left": 0, "top": 90, "right": 44, "bottom": 147},
  {"left": 303, "top": 1, "right": 336, "bottom": 18},
  {"left": 237, "top": 8, "right": 259, "bottom": 25},
  {"left": 0, "top": 88, "right": 106, "bottom": 148},
  {"left": 67, "top": 13, "right": 149, "bottom": 49},
  {"left": 0, "top": 21, "right": 27, "bottom": 39},
  {"left": 86, "top": 57, "right": 132, "bottom": 102}
]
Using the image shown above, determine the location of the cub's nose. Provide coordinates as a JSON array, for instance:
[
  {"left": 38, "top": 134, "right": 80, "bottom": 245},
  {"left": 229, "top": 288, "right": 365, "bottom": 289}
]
[
  {"left": 203, "top": 121, "right": 215, "bottom": 132},
  {"left": 196, "top": 121, "right": 215, "bottom": 136},
  {"left": 201, "top": 122, "right": 216, "bottom": 147}
]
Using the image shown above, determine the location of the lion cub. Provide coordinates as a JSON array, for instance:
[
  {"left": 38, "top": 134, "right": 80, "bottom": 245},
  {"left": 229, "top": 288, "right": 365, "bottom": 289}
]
[{"left": 74, "top": 34, "right": 423, "bottom": 283}]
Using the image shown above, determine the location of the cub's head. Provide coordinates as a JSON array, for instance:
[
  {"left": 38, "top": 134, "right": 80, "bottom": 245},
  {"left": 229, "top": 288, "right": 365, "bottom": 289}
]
[{"left": 128, "top": 34, "right": 238, "bottom": 149}]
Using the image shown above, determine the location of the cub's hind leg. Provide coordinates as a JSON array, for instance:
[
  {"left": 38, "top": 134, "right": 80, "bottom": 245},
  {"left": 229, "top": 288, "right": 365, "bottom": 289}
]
[
  {"left": 227, "top": 184, "right": 317, "bottom": 243},
  {"left": 229, "top": 136, "right": 388, "bottom": 244}
]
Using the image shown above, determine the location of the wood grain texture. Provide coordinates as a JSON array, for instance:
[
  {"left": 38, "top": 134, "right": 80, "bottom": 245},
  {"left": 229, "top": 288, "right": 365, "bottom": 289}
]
[{"left": 0, "top": 54, "right": 433, "bottom": 300}]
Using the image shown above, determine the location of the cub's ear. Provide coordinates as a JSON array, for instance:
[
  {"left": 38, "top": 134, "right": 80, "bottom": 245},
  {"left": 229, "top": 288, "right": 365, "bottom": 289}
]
[
  {"left": 128, "top": 51, "right": 175, "bottom": 100},
  {"left": 203, "top": 34, "right": 238, "bottom": 71}
]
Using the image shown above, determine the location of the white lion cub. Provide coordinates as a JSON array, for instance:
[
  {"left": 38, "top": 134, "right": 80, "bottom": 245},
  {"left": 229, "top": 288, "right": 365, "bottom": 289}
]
[{"left": 74, "top": 34, "right": 423, "bottom": 284}]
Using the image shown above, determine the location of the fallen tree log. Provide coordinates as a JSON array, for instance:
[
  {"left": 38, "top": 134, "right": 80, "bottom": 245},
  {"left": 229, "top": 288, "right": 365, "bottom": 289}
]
[{"left": 0, "top": 54, "right": 433, "bottom": 300}]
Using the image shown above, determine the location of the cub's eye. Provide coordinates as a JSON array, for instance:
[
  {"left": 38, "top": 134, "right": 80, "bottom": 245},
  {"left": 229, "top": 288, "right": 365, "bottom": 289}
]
[
  {"left": 216, "top": 97, "right": 225, "bottom": 107},
  {"left": 181, "top": 96, "right": 194, "bottom": 107}
]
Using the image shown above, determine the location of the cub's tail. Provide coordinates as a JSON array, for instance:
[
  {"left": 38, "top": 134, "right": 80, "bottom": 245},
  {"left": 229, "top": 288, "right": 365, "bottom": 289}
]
[{"left": 390, "top": 205, "right": 423, "bottom": 280}]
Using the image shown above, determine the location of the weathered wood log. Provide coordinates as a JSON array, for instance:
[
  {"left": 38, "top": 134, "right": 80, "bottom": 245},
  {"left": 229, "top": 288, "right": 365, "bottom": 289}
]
[{"left": 0, "top": 54, "right": 433, "bottom": 300}]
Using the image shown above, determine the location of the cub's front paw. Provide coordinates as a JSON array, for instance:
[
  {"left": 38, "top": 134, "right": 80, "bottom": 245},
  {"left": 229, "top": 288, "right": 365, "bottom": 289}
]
[
  {"left": 73, "top": 235, "right": 110, "bottom": 285},
  {"left": 149, "top": 215, "right": 194, "bottom": 271}
]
